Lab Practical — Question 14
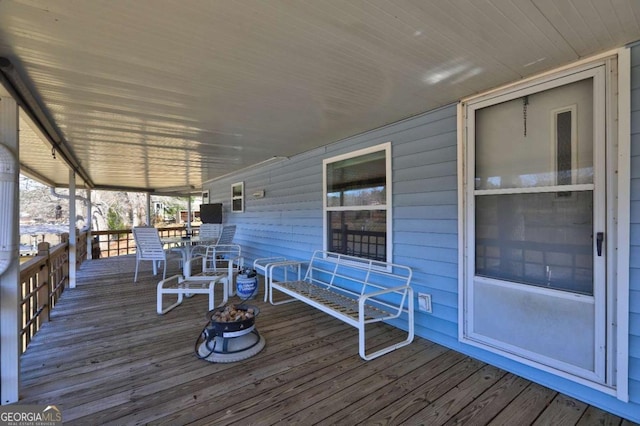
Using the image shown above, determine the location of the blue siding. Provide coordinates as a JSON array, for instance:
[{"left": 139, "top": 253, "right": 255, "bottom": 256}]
[
  {"left": 204, "top": 48, "right": 640, "bottom": 422},
  {"left": 206, "top": 104, "right": 460, "bottom": 343}
]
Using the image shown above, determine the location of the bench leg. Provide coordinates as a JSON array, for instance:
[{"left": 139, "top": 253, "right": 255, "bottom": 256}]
[
  {"left": 359, "top": 289, "right": 415, "bottom": 361},
  {"left": 267, "top": 263, "right": 299, "bottom": 305},
  {"left": 269, "top": 282, "right": 298, "bottom": 306}
]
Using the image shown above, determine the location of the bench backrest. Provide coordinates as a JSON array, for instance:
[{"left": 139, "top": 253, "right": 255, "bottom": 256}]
[{"left": 304, "top": 250, "right": 412, "bottom": 301}]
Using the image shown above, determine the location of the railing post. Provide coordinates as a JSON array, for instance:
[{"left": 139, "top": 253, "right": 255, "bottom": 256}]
[{"left": 37, "top": 242, "right": 51, "bottom": 322}]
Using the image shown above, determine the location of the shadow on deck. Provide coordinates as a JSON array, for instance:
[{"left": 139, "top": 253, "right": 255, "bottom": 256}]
[{"left": 16, "top": 256, "right": 633, "bottom": 425}]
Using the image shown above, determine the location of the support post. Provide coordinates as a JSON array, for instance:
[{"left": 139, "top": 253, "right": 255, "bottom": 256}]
[
  {"left": 86, "top": 188, "right": 93, "bottom": 259},
  {"left": 187, "top": 196, "right": 192, "bottom": 236},
  {"left": 69, "top": 170, "right": 76, "bottom": 288},
  {"left": 0, "top": 93, "right": 20, "bottom": 404},
  {"left": 146, "top": 192, "right": 151, "bottom": 226}
]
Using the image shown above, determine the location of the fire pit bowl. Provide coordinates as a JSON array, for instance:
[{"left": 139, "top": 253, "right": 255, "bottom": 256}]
[
  {"left": 206, "top": 304, "right": 260, "bottom": 335},
  {"left": 196, "top": 303, "right": 265, "bottom": 363}
]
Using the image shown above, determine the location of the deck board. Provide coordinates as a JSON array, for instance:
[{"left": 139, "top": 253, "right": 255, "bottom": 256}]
[{"left": 15, "top": 256, "right": 634, "bottom": 425}]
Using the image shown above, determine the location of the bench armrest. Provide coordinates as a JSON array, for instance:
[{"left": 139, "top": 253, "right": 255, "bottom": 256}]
[
  {"left": 266, "top": 259, "right": 304, "bottom": 272},
  {"left": 254, "top": 256, "right": 287, "bottom": 267},
  {"left": 358, "top": 284, "right": 413, "bottom": 318}
]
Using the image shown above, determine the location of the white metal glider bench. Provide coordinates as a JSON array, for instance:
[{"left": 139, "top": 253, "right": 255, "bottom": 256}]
[{"left": 269, "top": 250, "right": 414, "bottom": 360}]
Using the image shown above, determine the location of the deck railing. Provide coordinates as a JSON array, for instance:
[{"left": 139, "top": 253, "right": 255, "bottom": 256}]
[
  {"left": 17, "top": 225, "right": 195, "bottom": 354},
  {"left": 91, "top": 226, "right": 194, "bottom": 258},
  {"left": 18, "top": 232, "right": 76, "bottom": 354}
]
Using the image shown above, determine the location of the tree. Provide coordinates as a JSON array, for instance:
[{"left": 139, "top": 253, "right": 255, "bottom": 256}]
[
  {"left": 106, "top": 206, "right": 126, "bottom": 231},
  {"left": 20, "top": 175, "right": 189, "bottom": 232}
]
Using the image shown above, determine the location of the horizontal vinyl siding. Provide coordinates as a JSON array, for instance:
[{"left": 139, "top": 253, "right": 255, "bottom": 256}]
[
  {"left": 629, "top": 43, "right": 640, "bottom": 407},
  {"left": 205, "top": 104, "right": 460, "bottom": 343},
  {"left": 207, "top": 149, "right": 324, "bottom": 263}
]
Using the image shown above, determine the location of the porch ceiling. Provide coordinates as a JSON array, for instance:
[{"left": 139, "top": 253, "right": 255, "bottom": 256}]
[{"left": 1, "top": 0, "right": 639, "bottom": 193}]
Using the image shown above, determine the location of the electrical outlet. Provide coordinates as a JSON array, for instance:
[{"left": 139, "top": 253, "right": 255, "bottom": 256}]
[{"left": 418, "top": 293, "right": 432, "bottom": 313}]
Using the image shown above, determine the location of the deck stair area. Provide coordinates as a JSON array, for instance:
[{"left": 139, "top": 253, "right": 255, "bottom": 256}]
[{"left": 16, "top": 256, "right": 636, "bottom": 425}]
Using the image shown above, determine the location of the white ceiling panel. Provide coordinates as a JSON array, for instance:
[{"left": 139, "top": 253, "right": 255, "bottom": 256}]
[{"left": 0, "top": 0, "right": 638, "bottom": 192}]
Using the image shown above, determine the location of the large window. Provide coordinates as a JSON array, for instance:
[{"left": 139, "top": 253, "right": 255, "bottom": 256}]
[{"left": 323, "top": 142, "right": 392, "bottom": 261}]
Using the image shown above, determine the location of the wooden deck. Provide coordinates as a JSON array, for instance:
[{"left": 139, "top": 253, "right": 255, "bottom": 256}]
[{"left": 17, "top": 256, "right": 635, "bottom": 425}]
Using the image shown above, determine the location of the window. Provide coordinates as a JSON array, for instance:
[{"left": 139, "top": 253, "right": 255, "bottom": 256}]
[
  {"left": 231, "top": 182, "right": 244, "bottom": 212},
  {"left": 472, "top": 78, "right": 594, "bottom": 294},
  {"left": 323, "top": 142, "right": 392, "bottom": 262}
]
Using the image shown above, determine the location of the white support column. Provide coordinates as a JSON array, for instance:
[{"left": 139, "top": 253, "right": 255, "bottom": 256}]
[
  {"left": 187, "top": 196, "right": 192, "bottom": 235},
  {"left": 146, "top": 192, "right": 151, "bottom": 226},
  {"left": 86, "top": 188, "right": 93, "bottom": 259},
  {"left": 0, "top": 94, "right": 20, "bottom": 404},
  {"left": 69, "top": 170, "right": 77, "bottom": 288}
]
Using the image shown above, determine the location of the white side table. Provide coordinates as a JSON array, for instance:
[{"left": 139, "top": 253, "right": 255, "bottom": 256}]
[{"left": 253, "top": 257, "right": 303, "bottom": 303}]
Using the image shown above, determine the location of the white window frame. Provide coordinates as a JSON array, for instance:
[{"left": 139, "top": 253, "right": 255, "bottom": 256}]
[
  {"left": 231, "top": 181, "right": 244, "bottom": 213},
  {"left": 457, "top": 48, "right": 631, "bottom": 401},
  {"left": 550, "top": 104, "right": 578, "bottom": 188},
  {"left": 322, "top": 142, "right": 393, "bottom": 263}
]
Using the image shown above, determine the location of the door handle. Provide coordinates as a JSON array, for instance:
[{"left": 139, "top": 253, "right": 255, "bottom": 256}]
[{"left": 596, "top": 232, "right": 604, "bottom": 256}]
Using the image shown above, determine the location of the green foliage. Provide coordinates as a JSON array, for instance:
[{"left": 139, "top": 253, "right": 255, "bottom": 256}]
[
  {"left": 106, "top": 206, "right": 127, "bottom": 231},
  {"left": 164, "top": 203, "right": 179, "bottom": 216}
]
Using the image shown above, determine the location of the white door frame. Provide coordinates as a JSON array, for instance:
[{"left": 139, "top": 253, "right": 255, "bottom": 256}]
[{"left": 457, "top": 48, "right": 631, "bottom": 400}]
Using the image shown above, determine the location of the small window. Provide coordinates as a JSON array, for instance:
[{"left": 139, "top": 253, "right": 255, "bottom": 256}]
[
  {"left": 231, "top": 182, "right": 244, "bottom": 212},
  {"left": 323, "top": 142, "right": 392, "bottom": 262},
  {"left": 552, "top": 105, "right": 577, "bottom": 197}
]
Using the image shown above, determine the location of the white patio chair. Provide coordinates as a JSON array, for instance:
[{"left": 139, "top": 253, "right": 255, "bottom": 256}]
[
  {"left": 199, "top": 223, "right": 222, "bottom": 242},
  {"left": 189, "top": 223, "right": 222, "bottom": 258},
  {"left": 177, "top": 243, "right": 243, "bottom": 309},
  {"left": 202, "top": 225, "right": 240, "bottom": 282},
  {"left": 184, "top": 225, "right": 242, "bottom": 297},
  {"left": 132, "top": 226, "right": 179, "bottom": 283},
  {"left": 216, "top": 224, "right": 236, "bottom": 245},
  {"left": 202, "top": 243, "right": 243, "bottom": 297}
]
